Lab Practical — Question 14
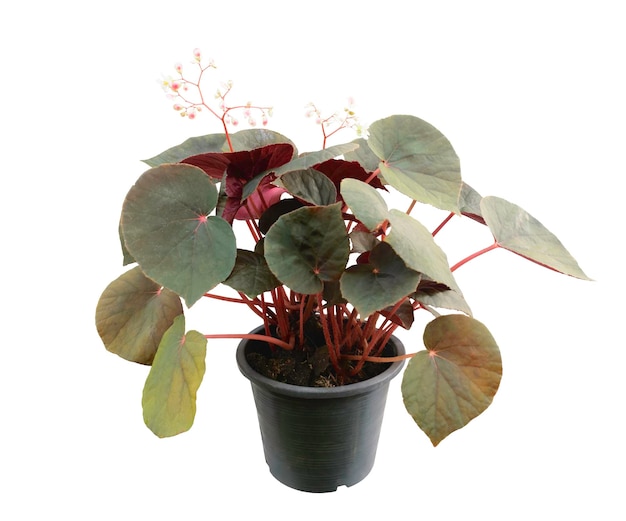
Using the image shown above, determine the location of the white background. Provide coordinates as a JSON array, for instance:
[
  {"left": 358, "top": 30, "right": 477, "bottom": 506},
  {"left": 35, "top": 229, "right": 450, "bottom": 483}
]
[{"left": 2, "top": 1, "right": 624, "bottom": 519}]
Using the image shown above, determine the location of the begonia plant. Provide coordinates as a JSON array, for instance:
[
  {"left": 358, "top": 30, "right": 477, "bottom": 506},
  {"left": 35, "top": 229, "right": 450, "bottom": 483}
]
[{"left": 96, "top": 49, "right": 590, "bottom": 445}]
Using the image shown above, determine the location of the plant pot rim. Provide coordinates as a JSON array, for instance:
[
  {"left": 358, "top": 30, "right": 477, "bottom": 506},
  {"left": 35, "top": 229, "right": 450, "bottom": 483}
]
[{"left": 236, "top": 326, "right": 406, "bottom": 399}]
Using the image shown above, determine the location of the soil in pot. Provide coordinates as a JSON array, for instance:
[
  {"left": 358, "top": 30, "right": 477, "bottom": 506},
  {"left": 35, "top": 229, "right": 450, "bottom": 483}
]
[{"left": 245, "top": 318, "right": 392, "bottom": 387}]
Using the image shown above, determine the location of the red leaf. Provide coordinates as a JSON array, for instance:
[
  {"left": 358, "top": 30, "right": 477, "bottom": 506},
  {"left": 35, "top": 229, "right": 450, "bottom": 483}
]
[
  {"left": 182, "top": 143, "right": 294, "bottom": 223},
  {"left": 314, "top": 159, "right": 386, "bottom": 200}
]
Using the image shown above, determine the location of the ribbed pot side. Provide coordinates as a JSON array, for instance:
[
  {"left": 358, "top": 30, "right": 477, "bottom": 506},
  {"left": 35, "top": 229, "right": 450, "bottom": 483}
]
[{"left": 236, "top": 326, "right": 406, "bottom": 493}]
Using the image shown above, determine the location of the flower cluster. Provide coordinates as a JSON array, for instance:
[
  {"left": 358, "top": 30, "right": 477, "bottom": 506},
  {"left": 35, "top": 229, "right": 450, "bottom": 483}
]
[
  {"left": 305, "top": 98, "right": 365, "bottom": 148},
  {"left": 160, "top": 49, "right": 272, "bottom": 127}
]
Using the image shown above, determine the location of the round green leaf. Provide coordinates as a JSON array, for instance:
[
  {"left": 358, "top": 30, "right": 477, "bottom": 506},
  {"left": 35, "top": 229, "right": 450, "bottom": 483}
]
[
  {"left": 368, "top": 115, "right": 462, "bottom": 213},
  {"left": 340, "top": 242, "right": 420, "bottom": 317},
  {"left": 142, "top": 315, "right": 207, "bottom": 438},
  {"left": 341, "top": 178, "right": 389, "bottom": 231},
  {"left": 481, "top": 196, "right": 591, "bottom": 280},
  {"left": 264, "top": 203, "right": 350, "bottom": 294},
  {"left": 95, "top": 266, "right": 183, "bottom": 365},
  {"left": 402, "top": 315, "right": 502, "bottom": 446},
  {"left": 121, "top": 164, "right": 237, "bottom": 306}
]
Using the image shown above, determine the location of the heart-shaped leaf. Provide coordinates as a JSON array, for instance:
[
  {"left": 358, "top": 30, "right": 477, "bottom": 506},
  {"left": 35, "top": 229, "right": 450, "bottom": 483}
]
[
  {"left": 142, "top": 315, "right": 207, "bottom": 438},
  {"left": 367, "top": 115, "right": 462, "bottom": 213},
  {"left": 340, "top": 242, "right": 420, "bottom": 317},
  {"left": 402, "top": 314, "right": 502, "bottom": 446},
  {"left": 95, "top": 266, "right": 183, "bottom": 365},
  {"left": 121, "top": 164, "right": 237, "bottom": 306},
  {"left": 264, "top": 203, "right": 350, "bottom": 294},
  {"left": 481, "top": 196, "right": 591, "bottom": 280}
]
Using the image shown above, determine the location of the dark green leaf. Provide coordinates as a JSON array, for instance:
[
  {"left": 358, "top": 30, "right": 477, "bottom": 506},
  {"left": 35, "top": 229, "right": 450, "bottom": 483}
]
[
  {"left": 276, "top": 168, "right": 337, "bottom": 205},
  {"left": 340, "top": 242, "right": 420, "bottom": 317},
  {"left": 258, "top": 199, "right": 304, "bottom": 234},
  {"left": 264, "top": 203, "right": 350, "bottom": 294},
  {"left": 121, "top": 164, "right": 237, "bottom": 306},
  {"left": 224, "top": 249, "right": 281, "bottom": 297}
]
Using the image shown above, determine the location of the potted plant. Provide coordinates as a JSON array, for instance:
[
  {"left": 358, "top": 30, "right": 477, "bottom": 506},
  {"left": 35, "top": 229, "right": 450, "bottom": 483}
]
[{"left": 95, "top": 49, "right": 590, "bottom": 492}]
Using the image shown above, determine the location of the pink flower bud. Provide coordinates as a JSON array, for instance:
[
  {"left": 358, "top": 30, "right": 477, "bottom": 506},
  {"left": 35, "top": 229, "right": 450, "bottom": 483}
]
[
  {"left": 173, "top": 104, "right": 183, "bottom": 111},
  {"left": 193, "top": 48, "right": 201, "bottom": 62},
  {"left": 175, "top": 62, "right": 183, "bottom": 74}
]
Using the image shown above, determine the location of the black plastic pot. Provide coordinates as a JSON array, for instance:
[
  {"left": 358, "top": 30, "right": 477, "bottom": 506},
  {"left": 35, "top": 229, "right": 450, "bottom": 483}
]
[{"left": 236, "top": 326, "right": 405, "bottom": 493}]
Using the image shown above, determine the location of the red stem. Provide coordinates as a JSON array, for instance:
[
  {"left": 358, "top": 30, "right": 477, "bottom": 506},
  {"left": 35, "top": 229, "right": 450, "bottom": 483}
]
[
  {"left": 205, "top": 333, "right": 293, "bottom": 350},
  {"left": 450, "top": 241, "right": 500, "bottom": 272},
  {"left": 432, "top": 212, "right": 455, "bottom": 237},
  {"left": 364, "top": 167, "right": 381, "bottom": 185}
]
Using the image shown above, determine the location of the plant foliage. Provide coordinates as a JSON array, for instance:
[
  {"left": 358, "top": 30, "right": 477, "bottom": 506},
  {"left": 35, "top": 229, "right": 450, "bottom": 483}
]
[{"left": 96, "top": 50, "right": 589, "bottom": 444}]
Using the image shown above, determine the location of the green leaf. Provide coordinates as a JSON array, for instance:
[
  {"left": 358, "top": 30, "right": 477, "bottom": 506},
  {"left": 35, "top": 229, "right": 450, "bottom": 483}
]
[
  {"left": 264, "top": 203, "right": 350, "bottom": 294},
  {"left": 414, "top": 277, "right": 473, "bottom": 316},
  {"left": 481, "top": 196, "right": 591, "bottom": 280},
  {"left": 118, "top": 218, "right": 135, "bottom": 265},
  {"left": 142, "top": 134, "right": 227, "bottom": 167},
  {"left": 276, "top": 168, "right": 337, "bottom": 205},
  {"left": 95, "top": 266, "right": 183, "bottom": 365},
  {"left": 341, "top": 178, "right": 389, "bottom": 231},
  {"left": 459, "top": 182, "right": 484, "bottom": 220},
  {"left": 121, "top": 164, "right": 237, "bottom": 306},
  {"left": 349, "top": 230, "right": 379, "bottom": 253},
  {"left": 142, "top": 315, "right": 207, "bottom": 438},
  {"left": 228, "top": 129, "right": 297, "bottom": 153},
  {"left": 343, "top": 137, "right": 381, "bottom": 173},
  {"left": 340, "top": 242, "right": 420, "bottom": 317},
  {"left": 224, "top": 249, "right": 280, "bottom": 297},
  {"left": 385, "top": 210, "right": 461, "bottom": 293},
  {"left": 271, "top": 143, "right": 359, "bottom": 176},
  {"left": 402, "top": 315, "right": 502, "bottom": 446},
  {"left": 368, "top": 115, "right": 462, "bottom": 213}
]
